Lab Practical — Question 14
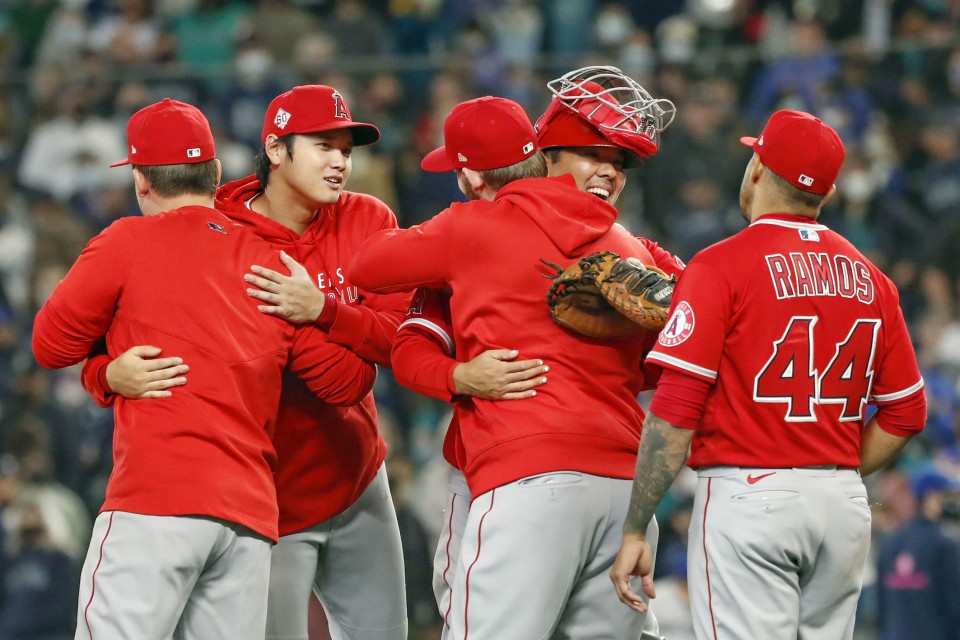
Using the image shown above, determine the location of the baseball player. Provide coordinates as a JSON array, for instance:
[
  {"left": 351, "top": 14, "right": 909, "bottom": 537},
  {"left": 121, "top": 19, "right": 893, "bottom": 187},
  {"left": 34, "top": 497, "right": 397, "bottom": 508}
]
[
  {"left": 610, "top": 110, "right": 928, "bottom": 640},
  {"left": 390, "top": 66, "right": 683, "bottom": 640},
  {"left": 32, "top": 99, "right": 376, "bottom": 640},
  {"left": 80, "top": 85, "right": 411, "bottom": 640},
  {"left": 346, "top": 92, "right": 672, "bottom": 639}
]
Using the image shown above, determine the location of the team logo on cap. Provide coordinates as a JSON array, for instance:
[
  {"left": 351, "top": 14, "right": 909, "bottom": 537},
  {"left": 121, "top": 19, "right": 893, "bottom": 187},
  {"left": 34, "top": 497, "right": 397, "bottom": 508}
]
[
  {"left": 130, "top": 146, "right": 137, "bottom": 156},
  {"left": 187, "top": 148, "right": 201, "bottom": 158},
  {"left": 659, "top": 301, "right": 695, "bottom": 347},
  {"left": 274, "top": 108, "right": 291, "bottom": 130},
  {"left": 757, "top": 136, "right": 764, "bottom": 146},
  {"left": 457, "top": 152, "right": 468, "bottom": 162},
  {"left": 332, "top": 90, "right": 348, "bottom": 120},
  {"left": 522, "top": 142, "right": 534, "bottom": 154},
  {"left": 798, "top": 174, "right": 814, "bottom": 187}
]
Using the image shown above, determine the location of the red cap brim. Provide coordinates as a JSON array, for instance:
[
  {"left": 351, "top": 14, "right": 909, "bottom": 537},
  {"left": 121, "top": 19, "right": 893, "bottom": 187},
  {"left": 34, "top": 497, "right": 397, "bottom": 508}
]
[
  {"left": 420, "top": 146, "right": 456, "bottom": 172},
  {"left": 346, "top": 123, "right": 380, "bottom": 146},
  {"left": 109, "top": 158, "right": 131, "bottom": 167},
  {"left": 739, "top": 136, "right": 758, "bottom": 148}
]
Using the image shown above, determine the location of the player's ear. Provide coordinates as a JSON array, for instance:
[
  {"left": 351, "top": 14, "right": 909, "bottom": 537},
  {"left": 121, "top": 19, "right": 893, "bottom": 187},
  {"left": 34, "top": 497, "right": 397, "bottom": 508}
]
[
  {"left": 132, "top": 168, "right": 151, "bottom": 198},
  {"left": 264, "top": 134, "right": 286, "bottom": 165},
  {"left": 750, "top": 154, "right": 764, "bottom": 184},
  {"left": 461, "top": 168, "right": 486, "bottom": 192},
  {"left": 213, "top": 158, "right": 223, "bottom": 186}
]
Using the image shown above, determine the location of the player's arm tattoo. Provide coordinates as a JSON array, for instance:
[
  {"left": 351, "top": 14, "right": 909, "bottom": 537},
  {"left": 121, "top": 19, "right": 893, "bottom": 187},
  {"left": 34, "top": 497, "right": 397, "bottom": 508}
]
[{"left": 623, "top": 412, "right": 694, "bottom": 536}]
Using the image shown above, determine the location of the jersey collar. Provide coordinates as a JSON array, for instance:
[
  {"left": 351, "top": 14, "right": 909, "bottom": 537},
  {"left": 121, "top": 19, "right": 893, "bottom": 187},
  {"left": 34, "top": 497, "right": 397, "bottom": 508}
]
[{"left": 751, "top": 213, "right": 827, "bottom": 229}]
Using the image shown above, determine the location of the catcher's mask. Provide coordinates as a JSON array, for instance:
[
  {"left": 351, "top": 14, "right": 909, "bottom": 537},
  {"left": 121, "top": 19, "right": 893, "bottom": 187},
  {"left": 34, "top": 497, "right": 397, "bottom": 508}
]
[{"left": 536, "top": 66, "right": 675, "bottom": 166}]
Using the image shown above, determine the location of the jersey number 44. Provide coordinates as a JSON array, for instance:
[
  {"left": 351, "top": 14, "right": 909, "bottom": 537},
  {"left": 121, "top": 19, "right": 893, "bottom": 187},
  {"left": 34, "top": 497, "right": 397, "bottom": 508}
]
[{"left": 753, "top": 316, "right": 879, "bottom": 423}]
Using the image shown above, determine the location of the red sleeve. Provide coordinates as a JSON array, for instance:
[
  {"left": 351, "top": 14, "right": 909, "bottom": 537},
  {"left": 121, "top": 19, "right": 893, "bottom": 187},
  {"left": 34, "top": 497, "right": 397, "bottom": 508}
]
[
  {"left": 648, "top": 367, "right": 713, "bottom": 430},
  {"left": 287, "top": 326, "right": 378, "bottom": 407},
  {"left": 33, "top": 220, "right": 133, "bottom": 369},
  {"left": 346, "top": 208, "right": 457, "bottom": 293},
  {"left": 638, "top": 237, "right": 686, "bottom": 279},
  {"left": 317, "top": 204, "right": 415, "bottom": 366},
  {"left": 325, "top": 290, "right": 410, "bottom": 367},
  {"left": 868, "top": 292, "right": 926, "bottom": 437},
  {"left": 391, "top": 288, "right": 458, "bottom": 402},
  {"left": 392, "top": 328, "right": 458, "bottom": 402},
  {"left": 80, "top": 344, "right": 116, "bottom": 408},
  {"left": 645, "top": 261, "right": 730, "bottom": 382},
  {"left": 874, "top": 388, "right": 927, "bottom": 437},
  {"left": 869, "top": 282, "right": 926, "bottom": 416},
  {"left": 315, "top": 295, "right": 339, "bottom": 329}
]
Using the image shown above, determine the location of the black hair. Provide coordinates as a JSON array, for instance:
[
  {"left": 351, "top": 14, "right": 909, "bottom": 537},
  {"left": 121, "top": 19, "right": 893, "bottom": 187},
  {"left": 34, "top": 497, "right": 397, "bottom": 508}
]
[{"left": 254, "top": 134, "right": 297, "bottom": 187}]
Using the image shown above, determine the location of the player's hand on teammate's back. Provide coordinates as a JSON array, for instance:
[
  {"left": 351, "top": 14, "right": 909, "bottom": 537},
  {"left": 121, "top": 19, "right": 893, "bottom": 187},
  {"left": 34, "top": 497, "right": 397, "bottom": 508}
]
[
  {"left": 452, "top": 349, "right": 548, "bottom": 400},
  {"left": 105, "top": 345, "right": 189, "bottom": 399},
  {"left": 246, "top": 250, "right": 325, "bottom": 324},
  {"left": 610, "top": 534, "right": 656, "bottom": 613}
]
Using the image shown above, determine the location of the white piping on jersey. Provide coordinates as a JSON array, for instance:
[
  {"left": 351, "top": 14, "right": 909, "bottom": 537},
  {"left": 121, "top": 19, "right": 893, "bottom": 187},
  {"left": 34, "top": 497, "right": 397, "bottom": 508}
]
[
  {"left": 871, "top": 377, "right": 924, "bottom": 402},
  {"left": 751, "top": 218, "right": 828, "bottom": 230},
  {"left": 398, "top": 318, "right": 455, "bottom": 356},
  {"left": 646, "top": 352, "right": 717, "bottom": 380}
]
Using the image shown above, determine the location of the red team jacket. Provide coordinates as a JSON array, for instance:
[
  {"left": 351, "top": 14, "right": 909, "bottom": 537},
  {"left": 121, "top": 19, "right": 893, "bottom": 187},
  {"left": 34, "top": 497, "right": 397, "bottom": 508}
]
[
  {"left": 33, "top": 207, "right": 377, "bottom": 541},
  {"left": 647, "top": 214, "right": 926, "bottom": 468},
  {"left": 83, "top": 177, "right": 410, "bottom": 535},
  {"left": 349, "top": 175, "right": 670, "bottom": 497}
]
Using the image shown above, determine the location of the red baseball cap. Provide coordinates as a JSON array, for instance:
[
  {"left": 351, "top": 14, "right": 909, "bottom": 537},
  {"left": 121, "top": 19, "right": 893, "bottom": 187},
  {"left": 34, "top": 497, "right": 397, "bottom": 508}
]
[
  {"left": 535, "top": 82, "right": 658, "bottom": 167},
  {"left": 110, "top": 98, "right": 216, "bottom": 167},
  {"left": 740, "top": 110, "right": 845, "bottom": 195},
  {"left": 536, "top": 103, "right": 610, "bottom": 149},
  {"left": 261, "top": 85, "right": 380, "bottom": 146},
  {"left": 421, "top": 96, "right": 538, "bottom": 172}
]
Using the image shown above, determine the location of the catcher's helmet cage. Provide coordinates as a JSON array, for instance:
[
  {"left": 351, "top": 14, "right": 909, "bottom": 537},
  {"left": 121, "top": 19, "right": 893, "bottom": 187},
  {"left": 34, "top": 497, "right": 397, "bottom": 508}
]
[{"left": 543, "top": 65, "right": 676, "bottom": 159}]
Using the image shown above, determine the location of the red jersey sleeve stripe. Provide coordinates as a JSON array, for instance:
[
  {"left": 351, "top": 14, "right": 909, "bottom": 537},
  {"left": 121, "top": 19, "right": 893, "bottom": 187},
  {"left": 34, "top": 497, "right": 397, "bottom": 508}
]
[
  {"left": 646, "top": 352, "right": 717, "bottom": 380},
  {"left": 871, "top": 379, "right": 925, "bottom": 403},
  {"left": 399, "top": 318, "right": 455, "bottom": 356}
]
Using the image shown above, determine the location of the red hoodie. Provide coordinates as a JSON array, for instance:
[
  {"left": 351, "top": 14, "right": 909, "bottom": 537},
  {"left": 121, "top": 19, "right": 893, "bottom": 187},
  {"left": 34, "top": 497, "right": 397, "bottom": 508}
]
[
  {"left": 391, "top": 237, "right": 685, "bottom": 470},
  {"left": 82, "top": 178, "right": 410, "bottom": 534},
  {"left": 215, "top": 177, "right": 411, "bottom": 533},
  {"left": 348, "top": 175, "right": 664, "bottom": 497},
  {"left": 34, "top": 207, "right": 377, "bottom": 541}
]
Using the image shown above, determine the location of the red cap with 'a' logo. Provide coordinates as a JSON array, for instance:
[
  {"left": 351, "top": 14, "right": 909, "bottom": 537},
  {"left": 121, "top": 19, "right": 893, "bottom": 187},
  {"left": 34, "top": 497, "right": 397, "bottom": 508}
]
[
  {"left": 261, "top": 85, "right": 380, "bottom": 146},
  {"left": 110, "top": 98, "right": 216, "bottom": 167},
  {"left": 740, "top": 109, "right": 845, "bottom": 195},
  {"left": 421, "top": 96, "right": 538, "bottom": 172}
]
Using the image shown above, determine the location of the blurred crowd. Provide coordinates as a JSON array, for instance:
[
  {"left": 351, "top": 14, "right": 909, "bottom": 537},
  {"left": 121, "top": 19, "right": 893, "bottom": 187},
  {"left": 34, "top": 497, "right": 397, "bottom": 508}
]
[{"left": 0, "top": 0, "right": 959, "bottom": 638}]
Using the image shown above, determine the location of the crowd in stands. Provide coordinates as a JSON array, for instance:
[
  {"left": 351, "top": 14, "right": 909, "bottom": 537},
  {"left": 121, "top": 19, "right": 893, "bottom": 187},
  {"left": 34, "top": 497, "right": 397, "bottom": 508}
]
[{"left": 0, "top": 0, "right": 958, "bottom": 637}]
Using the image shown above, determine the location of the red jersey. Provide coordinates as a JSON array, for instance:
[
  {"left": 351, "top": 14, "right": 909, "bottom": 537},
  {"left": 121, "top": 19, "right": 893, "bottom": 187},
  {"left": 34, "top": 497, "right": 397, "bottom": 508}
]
[
  {"left": 646, "top": 213, "right": 925, "bottom": 469},
  {"left": 391, "top": 288, "right": 463, "bottom": 468},
  {"left": 349, "top": 175, "right": 662, "bottom": 497},
  {"left": 392, "top": 288, "right": 457, "bottom": 404},
  {"left": 33, "top": 207, "right": 376, "bottom": 541}
]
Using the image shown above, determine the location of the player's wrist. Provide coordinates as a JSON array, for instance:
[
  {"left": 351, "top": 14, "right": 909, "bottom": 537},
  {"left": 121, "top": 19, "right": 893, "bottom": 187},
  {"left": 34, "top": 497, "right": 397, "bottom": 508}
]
[
  {"left": 622, "top": 519, "right": 649, "bottom": 538},
  {"left": 451, "top": 362, "right": 469, "bottom": 395}
]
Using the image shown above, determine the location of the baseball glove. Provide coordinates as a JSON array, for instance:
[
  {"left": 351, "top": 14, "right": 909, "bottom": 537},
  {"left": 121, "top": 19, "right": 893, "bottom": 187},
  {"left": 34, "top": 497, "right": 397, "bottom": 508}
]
[{"left": 542, "top": 251, "right": 676, "bottom": 337}]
